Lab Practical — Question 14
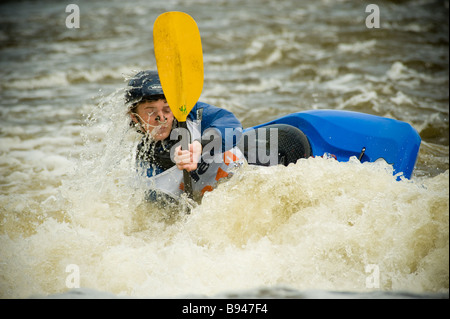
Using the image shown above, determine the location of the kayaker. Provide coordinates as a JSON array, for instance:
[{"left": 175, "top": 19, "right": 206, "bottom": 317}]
[{"left": 125, "top": 70, "right": 246, "bottom": 202}]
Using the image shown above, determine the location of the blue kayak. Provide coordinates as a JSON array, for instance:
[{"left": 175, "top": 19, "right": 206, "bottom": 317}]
[{"left": 241, "top": 109, "right": 421, "bottom": 179}]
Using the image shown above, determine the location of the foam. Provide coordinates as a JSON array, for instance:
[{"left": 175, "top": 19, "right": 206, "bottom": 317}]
[{"left": 3, "top": 153, "right": 447, "bottom": 298}]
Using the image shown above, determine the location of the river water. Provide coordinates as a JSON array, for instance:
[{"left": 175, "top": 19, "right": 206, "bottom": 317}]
[{"left": 0, "top": 0, "right": 448, "bottom": 299}]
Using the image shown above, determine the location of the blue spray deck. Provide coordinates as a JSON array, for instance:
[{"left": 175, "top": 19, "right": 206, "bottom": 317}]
[{"left": 244, "top": 110, "right": 421, "bottom": 179}]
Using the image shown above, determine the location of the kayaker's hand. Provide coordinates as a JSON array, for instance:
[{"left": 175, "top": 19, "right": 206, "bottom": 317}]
[{"left": 174, "top": 140, "right": 202, "bottom": 172}]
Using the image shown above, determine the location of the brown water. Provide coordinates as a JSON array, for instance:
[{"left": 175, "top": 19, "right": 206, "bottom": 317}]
[{"left": 0, "top": 0, "right": 448, "bottom": 298}]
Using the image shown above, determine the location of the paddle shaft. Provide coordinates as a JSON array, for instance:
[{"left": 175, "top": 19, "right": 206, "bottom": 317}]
[{"left": 178, "top": 121, "right": 193, "bottom": 196}]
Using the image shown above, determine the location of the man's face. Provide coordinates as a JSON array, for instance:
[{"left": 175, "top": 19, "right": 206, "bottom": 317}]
[{"left": 132, "top": 98, "right": 174, "bottom": 140}]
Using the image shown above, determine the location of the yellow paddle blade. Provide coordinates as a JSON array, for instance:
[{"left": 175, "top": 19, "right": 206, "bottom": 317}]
[{"left": 153, "top": 12, "right": 204, "bottom": 122}]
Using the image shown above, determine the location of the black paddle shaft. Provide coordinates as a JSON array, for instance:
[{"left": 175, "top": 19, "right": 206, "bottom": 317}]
[{"left": 178, "top": 121, "right": 194, "bottom": 197}]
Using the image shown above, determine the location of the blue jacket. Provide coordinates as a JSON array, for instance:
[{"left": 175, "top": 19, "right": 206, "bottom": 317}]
[
  {"left": 136, "top": 102, "right": 243, "bottom": 178},
  {"left": 189, "top": 102, "right": 242, "bottom": 152}
]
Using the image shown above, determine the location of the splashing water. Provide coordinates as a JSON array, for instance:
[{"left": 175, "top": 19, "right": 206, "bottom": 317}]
[
  {"left": 1, "top": 89, "right": 448, "bottom": 298},
  {"left": 1, "top": 0, "right": 448, "bottom": 299}
]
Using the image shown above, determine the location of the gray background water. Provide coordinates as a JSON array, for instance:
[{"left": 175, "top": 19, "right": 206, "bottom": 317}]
[{"left": 1, "top": 0, "right": 448, "bottom": 175}]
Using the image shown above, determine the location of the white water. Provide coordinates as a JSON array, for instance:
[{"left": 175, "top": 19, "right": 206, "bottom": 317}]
[
  {"left": 0, "top": 0, "right": 448, "bottom": 299},
  {"left": 1, "top": 88, "right": 448, "bottom": 298}
]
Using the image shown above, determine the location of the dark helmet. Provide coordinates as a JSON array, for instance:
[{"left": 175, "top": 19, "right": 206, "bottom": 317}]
[{"left": 125, "top": 70, "right": 165, "bottom": 107}]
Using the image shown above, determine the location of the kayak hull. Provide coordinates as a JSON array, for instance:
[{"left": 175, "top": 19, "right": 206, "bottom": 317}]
[{"left": 244, "top": 110, "right": 421, "bottom": 179}]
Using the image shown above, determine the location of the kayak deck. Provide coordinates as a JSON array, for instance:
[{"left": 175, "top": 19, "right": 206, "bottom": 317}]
[{"left": 244, "top": 110, "right": 421, "bottom": 179}]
